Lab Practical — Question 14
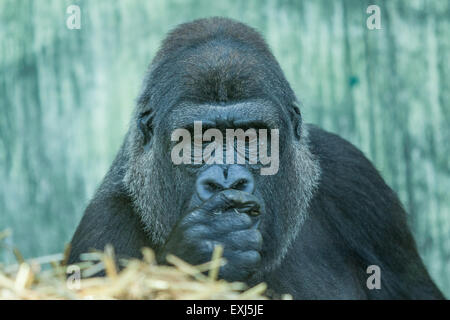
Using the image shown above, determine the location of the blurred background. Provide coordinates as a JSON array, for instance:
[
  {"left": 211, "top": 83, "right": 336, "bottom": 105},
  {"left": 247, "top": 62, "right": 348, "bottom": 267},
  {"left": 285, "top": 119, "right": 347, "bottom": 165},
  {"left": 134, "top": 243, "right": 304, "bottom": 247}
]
[{"left": 0, "top": 0, "right": 449, "bottom": 295}]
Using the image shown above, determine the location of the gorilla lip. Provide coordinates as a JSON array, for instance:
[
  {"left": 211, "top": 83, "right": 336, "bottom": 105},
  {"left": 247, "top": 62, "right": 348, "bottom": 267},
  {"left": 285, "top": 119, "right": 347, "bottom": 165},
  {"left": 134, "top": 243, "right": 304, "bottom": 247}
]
[
  {"left": 170, "top": 121, "right": 280, "bottom": 175},
  {"left": 234, "top": 207, "right": 260, "bottom": 217},
  {"left": 233, "top": 200, "right": 261, "bottom": 216}
]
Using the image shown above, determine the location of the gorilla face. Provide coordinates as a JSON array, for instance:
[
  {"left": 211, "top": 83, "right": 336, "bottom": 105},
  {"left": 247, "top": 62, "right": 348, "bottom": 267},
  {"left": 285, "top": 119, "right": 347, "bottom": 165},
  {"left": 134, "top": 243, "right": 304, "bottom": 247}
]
[{"left": 124, "top": 90, "right": 320, "bottom": 279}]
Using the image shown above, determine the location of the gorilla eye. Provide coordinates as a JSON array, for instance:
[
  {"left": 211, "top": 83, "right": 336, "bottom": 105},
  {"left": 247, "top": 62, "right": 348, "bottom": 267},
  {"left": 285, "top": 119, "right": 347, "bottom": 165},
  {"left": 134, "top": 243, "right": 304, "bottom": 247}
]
[
  {"left": 206, "top": 181, "right": 222, "bottom": 192},
  {"left": 138, "top": 110, "right": 154, "bottom": 146}
]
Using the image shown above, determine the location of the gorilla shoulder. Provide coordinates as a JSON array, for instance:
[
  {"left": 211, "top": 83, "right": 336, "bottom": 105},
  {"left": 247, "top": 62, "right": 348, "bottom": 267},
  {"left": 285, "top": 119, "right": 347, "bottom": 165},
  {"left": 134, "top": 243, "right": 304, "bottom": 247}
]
[{"left": 294, "top": 124, "right": 445, "bottom": 299}]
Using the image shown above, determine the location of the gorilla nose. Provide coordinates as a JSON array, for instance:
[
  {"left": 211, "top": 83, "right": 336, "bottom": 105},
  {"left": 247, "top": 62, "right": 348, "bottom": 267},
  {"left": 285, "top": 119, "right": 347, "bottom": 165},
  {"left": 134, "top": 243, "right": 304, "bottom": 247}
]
[{"left": 196, "top": 165, "right": 255, "bottom": 201}]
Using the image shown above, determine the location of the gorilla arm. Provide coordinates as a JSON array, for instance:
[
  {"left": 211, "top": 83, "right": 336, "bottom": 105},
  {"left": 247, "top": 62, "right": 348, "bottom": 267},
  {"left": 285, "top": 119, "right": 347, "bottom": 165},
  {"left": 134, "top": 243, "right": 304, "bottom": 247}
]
[{"left": 67, "top": 146, "right": 151, "bottom": 265}]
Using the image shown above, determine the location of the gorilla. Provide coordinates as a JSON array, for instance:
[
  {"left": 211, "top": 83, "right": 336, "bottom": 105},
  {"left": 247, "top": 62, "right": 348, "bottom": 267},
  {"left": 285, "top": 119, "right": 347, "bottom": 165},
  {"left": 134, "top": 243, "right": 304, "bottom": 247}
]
[{"left": 68, "top": 17, "right": 444, "bottom": 299}]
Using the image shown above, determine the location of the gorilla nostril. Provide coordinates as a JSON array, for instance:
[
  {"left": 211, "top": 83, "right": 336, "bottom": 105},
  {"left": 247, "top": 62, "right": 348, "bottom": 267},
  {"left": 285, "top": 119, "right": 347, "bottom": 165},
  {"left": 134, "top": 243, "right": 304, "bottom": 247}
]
[
  {"left": 206, "top": 181, "right": 222, "bottom": 192},
  {"left": 196, "top": 166, "right": 255, "bottom": 201},
  {"left": 231, "top": 179, "right": 248, "bottom": 190},
  {"left": 226, "top": 166, "right": 255, "bottom": 194},
  {"left": 230, "top": 176, "right": 255, "bottom": 194},
  {"left": 197, "top": 178, "right": 224, "bottom": 201}
]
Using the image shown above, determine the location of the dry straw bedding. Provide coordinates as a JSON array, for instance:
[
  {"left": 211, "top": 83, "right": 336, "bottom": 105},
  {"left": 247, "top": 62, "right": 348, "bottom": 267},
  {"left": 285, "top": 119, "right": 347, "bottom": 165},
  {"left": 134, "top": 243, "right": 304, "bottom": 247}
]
[{"left": 0, "top": 230, "right": 289, "bottom": 300}]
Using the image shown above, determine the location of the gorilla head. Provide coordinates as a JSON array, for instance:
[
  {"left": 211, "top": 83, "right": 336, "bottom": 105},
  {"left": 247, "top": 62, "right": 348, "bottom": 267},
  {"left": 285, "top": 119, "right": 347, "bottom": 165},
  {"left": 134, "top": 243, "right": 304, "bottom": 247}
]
[
  {"left": 69, "top": 17, "right": 444, "bottom": 298},
  {"left": 122, "top": 18, "right": 320, "bottom": 278}
]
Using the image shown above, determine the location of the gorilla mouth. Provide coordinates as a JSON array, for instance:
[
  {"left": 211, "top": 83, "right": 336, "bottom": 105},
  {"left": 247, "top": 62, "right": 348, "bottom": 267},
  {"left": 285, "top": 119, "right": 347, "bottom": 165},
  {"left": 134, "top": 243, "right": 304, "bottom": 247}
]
[{"left": 232, "top": 201, "right": 261, "bottom": 217}]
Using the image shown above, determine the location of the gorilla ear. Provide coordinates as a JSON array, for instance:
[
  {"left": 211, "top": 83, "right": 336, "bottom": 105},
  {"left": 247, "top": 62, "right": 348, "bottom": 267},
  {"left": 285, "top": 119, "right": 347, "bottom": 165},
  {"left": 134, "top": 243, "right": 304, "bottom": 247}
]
[
  {"left": 290, "top": 102, "right": 302, "bottom": 140},
  {"left": 138, "top": 109, "right": 154, "bottom": 149}
]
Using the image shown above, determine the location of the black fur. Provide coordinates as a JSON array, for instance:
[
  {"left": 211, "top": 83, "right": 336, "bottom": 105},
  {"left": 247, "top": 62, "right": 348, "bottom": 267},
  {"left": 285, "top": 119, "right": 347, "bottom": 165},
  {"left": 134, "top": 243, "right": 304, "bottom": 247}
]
[
  {"left": 68, "top": 17, "right": 444, "bottom": 299},
  {"left": 260, "top": 125, "right": 444, "bottom": 299},
  {"left": 68, "top": 144, "right": 150, "bottom": 262}
]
